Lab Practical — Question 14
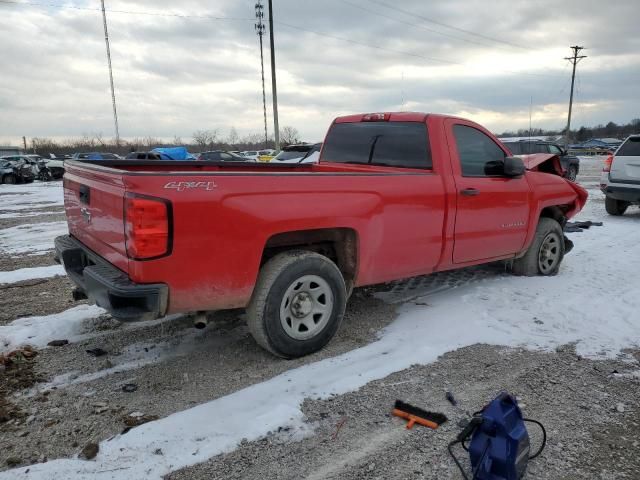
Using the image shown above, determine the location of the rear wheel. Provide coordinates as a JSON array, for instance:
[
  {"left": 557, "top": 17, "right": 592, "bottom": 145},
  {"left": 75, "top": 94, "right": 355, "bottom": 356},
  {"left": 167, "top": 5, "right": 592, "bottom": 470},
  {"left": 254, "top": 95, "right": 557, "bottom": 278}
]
[
  {"left": 512, "top": 218, "right": 565, "bottom": 276},
  {"left": 2, "top": 174, "right": 16, "bottom": 184},
  {"left": 605, "top": 196, "right": 629, "bottom": 216},
  {"left": 247, "top": 250, "right": 347, "bottom": 358}
]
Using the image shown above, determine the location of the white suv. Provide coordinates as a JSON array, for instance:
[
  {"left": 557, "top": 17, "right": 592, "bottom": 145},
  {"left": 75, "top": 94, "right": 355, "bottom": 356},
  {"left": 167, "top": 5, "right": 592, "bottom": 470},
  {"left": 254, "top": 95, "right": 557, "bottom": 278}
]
[{"left": 601, "top": 134, "right": 640, "bottom": 215}]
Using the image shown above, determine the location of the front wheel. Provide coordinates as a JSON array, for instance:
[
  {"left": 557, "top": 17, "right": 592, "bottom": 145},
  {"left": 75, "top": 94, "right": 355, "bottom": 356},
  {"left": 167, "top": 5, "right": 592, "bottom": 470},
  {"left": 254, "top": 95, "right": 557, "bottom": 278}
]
[
  {"left": 605, "top": 196, "right": 629, "bottom": 216},
  {"left": 566, "top": 165, "right": 578, "bottom": 182},
  {"left": 512, "top": 218, "right": 565, "bottom": 276},
  {"left": 247, "top": 251, "right": 347, "bottom": 358},
  {"left": 2, "top": 174, "right": 17, "bottom": 184}
]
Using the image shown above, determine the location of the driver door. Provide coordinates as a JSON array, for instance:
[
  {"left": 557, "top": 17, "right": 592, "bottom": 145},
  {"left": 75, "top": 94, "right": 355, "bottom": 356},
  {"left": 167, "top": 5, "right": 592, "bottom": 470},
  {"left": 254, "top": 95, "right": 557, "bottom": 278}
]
[{"left": 445, "top": 120, "right": 531, "bottom": 263}]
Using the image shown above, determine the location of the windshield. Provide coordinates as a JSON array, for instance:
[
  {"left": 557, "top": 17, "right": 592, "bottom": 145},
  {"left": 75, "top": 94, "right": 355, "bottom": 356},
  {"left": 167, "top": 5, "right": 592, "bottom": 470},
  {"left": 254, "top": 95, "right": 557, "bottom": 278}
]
[{"left": 275, "top": 150, "right": 308, "bottom": 161}]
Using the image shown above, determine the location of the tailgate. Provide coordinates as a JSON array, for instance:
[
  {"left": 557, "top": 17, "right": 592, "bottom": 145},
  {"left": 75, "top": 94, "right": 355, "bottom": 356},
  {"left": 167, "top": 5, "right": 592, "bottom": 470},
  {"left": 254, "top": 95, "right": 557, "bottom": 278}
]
[{"left": 63, "top": 162, "right": 129, "bottom": 272}]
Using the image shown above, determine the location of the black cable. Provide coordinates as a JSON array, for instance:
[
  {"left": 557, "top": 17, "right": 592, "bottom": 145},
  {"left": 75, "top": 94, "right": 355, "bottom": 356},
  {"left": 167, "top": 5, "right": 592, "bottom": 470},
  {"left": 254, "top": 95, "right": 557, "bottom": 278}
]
[
  {"left": 523, "top": 418, "right": 547, "bottom": 459},
  {"left": 448, "top": 440, "right": 471, "bottom": 480}
]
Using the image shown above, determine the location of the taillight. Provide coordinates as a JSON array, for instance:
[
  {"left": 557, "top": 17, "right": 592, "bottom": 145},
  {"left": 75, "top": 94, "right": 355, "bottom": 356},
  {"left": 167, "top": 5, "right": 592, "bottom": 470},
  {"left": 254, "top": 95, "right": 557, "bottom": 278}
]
[
  {"left": 362, "top": 113, "right": 389, "bottom": 122},
  {"left": 124, "top": 194, "right": 172, "bottom": 260},
  {"left": 603, "top": 154, "right": 614, "bottom": 172}
]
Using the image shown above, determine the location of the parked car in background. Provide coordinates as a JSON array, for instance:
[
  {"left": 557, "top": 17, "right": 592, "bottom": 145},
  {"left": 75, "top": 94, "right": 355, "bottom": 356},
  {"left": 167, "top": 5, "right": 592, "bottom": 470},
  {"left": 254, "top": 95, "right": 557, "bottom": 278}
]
[
  {"left": 0, "top": 158, "right": 35, "bottom": 184},
  {"left": 0, "top": 154, "right": 60, "bottom": 181},
  {"left": 271, "top": 143, "right": 322, "bottom": 164},
  {"left": 241, "top": 151, "right": 260, "bottom": 161},
  {"left": 72, "top": 152, "right": 122, "bottom": 160},
  {"left": 43, "top": 157, "right": 65, "bottom": 179},
  {"left": 257, "top": 149, "right": 276, "bottom": 162},
  {"left": 500, "top": 140, "right": 580, "bottom": 181},
  {"left": 600, "top": 134, "right": 640, "bottom": 215},
  {"left": 126, "top": 151, "right": 173, "bottom": 160},
  {"left": 199, "top": 151, "right": 254, "bottom": 162}
]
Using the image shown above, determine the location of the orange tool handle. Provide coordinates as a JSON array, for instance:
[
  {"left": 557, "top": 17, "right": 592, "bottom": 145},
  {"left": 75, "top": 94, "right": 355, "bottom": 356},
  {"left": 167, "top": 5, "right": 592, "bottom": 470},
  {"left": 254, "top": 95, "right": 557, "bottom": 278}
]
[{"left": 392, "top": 408, "right": 439, "bottom": 430}]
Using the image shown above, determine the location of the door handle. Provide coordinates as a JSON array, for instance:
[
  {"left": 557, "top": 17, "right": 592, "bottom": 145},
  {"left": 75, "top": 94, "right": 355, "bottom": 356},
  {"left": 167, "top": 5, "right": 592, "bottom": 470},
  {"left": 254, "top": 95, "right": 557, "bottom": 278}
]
[{"left": 460, "top": 188, "right": 480, "bottom": 196}]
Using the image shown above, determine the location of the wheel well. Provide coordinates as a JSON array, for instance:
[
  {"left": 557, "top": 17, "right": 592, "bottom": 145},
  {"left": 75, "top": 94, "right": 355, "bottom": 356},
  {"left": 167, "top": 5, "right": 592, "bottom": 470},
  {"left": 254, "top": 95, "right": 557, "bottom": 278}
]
[
  {"left": 540, "top": 206, "right": 568, "bottom": 227},
  {"left": 261, "top": 228, "right": 358, "bottom": 287}
]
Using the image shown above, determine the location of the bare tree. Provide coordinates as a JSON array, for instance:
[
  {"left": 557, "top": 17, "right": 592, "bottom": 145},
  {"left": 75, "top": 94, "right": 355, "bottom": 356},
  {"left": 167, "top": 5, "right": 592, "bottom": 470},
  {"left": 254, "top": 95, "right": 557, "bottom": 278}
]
[
  {"left": 172, "top": 135, "right": 183, "bottom": 146},
  {"left": 280, "top": 126, "right": 300, "bottom": 145},
  {"left": 192, "top": 129, "right": 220, "bottom": 149},
  {"left": 227, "top": 127, "right": 239, "bottom": 147}
]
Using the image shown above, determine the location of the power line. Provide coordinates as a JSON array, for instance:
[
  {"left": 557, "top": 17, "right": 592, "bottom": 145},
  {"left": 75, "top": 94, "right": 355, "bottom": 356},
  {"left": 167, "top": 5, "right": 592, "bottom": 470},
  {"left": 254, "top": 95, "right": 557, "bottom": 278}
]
[
  {"left": 338, "top": 0, "right": 513, "bottom": 51},
  {"left": 2, "top": 0, "right": 563, "bottom": 79},
  {"left": 0, "top": 0, "right": 254, "bottom": 21},
  {"left": 275, "top": 20, "right": 561, "bottom": 78},
  {"left": 368, "top": 0, "right": 530, "bottom": 50}
]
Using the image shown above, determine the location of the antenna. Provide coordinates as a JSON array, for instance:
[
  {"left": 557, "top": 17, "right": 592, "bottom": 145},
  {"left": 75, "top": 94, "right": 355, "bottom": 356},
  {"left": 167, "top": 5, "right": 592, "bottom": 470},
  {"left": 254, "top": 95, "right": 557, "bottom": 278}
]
[{"left": 100, "top": 0, "right": 120, "bottom": 146}]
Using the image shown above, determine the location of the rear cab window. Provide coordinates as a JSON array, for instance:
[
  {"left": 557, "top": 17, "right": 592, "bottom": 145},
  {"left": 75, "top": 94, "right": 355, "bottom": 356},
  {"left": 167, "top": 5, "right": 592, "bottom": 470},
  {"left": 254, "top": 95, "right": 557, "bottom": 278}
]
[
  {"left": 321, "top": 121, "right": 432, "bottom": 169},
  {"left": 616, "top": 137, "right": 640, "bottom": 156}
]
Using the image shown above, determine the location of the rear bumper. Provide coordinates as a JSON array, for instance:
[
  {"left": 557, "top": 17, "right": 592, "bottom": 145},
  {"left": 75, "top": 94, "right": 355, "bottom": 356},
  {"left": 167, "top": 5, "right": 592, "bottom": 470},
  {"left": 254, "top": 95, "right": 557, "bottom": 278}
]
[
  {"left": 54, "top": 235, "right": 168, "bottom": 321},
  {"left": 601, "top": 184, "right": 640, "bottom": 203}
]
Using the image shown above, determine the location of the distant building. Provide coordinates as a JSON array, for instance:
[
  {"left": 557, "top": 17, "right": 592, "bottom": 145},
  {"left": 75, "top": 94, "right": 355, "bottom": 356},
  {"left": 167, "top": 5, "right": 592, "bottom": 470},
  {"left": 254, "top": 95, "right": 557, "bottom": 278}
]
[{"left": 0, "top": 146, "right": 22, "bottom": 156}]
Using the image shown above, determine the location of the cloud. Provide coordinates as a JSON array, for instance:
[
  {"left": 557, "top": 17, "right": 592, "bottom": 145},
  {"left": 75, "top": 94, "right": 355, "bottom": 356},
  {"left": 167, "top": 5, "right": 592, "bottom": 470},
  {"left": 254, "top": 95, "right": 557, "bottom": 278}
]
[{"left": 0, "top": 0, "right": 638, "bottom": 145}]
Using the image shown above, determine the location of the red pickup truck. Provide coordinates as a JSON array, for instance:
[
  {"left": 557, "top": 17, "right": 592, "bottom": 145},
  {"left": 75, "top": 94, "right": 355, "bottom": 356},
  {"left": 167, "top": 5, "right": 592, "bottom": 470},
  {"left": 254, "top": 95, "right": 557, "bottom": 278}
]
[{"left": 56, "top": 113, "right": 587, "bottom": 358}]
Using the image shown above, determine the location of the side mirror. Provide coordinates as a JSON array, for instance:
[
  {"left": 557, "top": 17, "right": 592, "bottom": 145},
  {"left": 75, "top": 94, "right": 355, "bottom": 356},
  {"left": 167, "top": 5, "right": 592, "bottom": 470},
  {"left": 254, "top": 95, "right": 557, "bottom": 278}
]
[{"left": 503, "top": 156, "right": 525, "bottom": 177}]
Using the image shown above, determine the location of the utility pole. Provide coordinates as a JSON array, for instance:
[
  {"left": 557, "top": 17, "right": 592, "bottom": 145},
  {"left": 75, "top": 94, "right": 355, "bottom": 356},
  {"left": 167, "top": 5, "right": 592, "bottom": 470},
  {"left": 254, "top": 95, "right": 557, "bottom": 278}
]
[
  {"left": 255, "top": 2, "right": 269, "bottom": 149},
  {"left": 22, "top": 136, "right": 27, "bottom": 152},
  {"left": 564, "top": 46, "right": 586, "bottom": 146},
  {"left": 267, "top": 0, "right": 280, "bottom": 151},
  {"left": 101, "top": 0, "right": 120, "bottom": 146}
]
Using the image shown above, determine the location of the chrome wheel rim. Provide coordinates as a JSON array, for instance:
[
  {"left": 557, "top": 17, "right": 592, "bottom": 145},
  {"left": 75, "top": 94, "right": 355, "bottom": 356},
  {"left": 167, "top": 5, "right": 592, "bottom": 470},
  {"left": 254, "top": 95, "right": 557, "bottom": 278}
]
[
  {"left": 538, "top": 233, "right": 561, "bottom": 274},
  {"left": 280, "top": 275, "right": 333, "bottom": 340}
]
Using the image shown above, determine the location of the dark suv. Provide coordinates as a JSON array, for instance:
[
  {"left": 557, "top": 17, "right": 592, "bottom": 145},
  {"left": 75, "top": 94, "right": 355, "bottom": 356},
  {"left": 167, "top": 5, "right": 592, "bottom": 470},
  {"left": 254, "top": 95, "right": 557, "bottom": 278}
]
[{"left": 500, "top": 140, "right": 580, "bottom": 181}]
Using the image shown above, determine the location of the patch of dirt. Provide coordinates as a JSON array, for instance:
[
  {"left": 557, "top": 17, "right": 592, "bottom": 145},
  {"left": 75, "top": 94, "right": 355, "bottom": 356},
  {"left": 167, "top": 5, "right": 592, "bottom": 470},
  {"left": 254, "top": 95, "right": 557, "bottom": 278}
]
[
  {"left": 0, "top": 347, "right": 41, "bottom": 427},
  {"left": 0, "top": 252, "right": 57, "bottom": 271},
  {"left": 0, "top": 211, "right": 66, "bottom": 229},
  {"left": 0, "top": 277, "right": 85, "bottom": 326}
]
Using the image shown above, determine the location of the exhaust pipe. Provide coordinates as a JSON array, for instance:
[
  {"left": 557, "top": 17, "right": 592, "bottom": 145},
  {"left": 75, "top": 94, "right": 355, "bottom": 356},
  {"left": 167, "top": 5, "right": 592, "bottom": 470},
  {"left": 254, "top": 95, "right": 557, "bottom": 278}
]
[
  {"left": 193, "top": 311, "right": 208, "bottom": 330},
  {"left": 72, "top": 288, "right": 88, "bottom": 301}
]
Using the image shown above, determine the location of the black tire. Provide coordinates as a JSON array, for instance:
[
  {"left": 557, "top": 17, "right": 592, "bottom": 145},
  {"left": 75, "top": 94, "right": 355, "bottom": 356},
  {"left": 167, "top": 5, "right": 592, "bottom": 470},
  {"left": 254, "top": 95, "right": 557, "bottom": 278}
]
[
  {"left": 605, "top": 196, "right": 629, "bottom": 216},
  {"left": 247, "top": 250, "right": 347, "bottom": 358},
  {"left": 566, "top": 165, "right": 578, "bottom": 182},
  {"left": 2, "top": 174, "right": 16, "bottom": 184},
  {"left": 512, "top": 218, "right": 565, "bottom": 276}
]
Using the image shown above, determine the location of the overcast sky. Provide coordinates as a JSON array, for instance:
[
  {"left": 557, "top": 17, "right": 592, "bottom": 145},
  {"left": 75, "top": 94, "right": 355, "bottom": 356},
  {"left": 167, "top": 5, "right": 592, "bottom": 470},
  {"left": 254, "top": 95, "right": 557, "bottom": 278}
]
[{"left": 1, "top": 0, "right": 639, "bottom": 145}]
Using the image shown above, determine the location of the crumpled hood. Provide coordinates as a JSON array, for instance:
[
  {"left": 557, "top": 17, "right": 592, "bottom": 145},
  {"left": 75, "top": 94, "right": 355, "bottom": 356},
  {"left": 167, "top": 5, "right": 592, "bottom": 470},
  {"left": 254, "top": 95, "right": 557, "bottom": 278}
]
[{"left": 519, "top": 153, "right": 565, "bottom": 176}]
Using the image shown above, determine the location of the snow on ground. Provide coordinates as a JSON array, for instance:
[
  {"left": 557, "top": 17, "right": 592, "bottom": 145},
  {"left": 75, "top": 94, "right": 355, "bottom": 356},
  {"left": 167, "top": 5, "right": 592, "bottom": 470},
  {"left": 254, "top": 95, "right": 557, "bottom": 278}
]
[
  {"left": 0, "top": 305, "right": 105, "bottom": 353},
  {"left": 0, "top": 181, "right": 63, "bottom": 212},
  {"left": 0, "top": 221, "right": 68, "bottom": 255},
  {"left": 5, "top": 184, "right": 639, "bottom": 480},
  {"left": 0, "top": 264, "right": 65, "bottom": 284},
  {"left": 38, "top": 321, "right": 232, "bottom": 391}
]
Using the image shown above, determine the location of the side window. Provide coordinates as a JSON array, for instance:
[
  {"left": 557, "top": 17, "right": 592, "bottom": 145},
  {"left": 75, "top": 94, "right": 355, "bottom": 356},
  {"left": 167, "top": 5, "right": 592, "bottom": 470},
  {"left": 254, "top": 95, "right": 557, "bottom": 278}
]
[
  {"left": 453, "top": 125, "right": 506, "bottom": 176},
  {"left": 548, "top": 145, "right": 562, "bottom": 155},
  {"left": 220, "top": 153, "right": 233, "bottom": 160},
  {"left": 534, "top": 144, "right": 549, "bottom": 154}
]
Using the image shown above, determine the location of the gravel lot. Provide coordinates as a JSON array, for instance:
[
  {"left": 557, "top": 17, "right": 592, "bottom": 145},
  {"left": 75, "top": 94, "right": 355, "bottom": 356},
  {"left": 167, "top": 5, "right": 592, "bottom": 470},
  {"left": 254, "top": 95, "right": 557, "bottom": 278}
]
[{"left": 1, "top": 161, "right": 639, "bottom": 479}]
